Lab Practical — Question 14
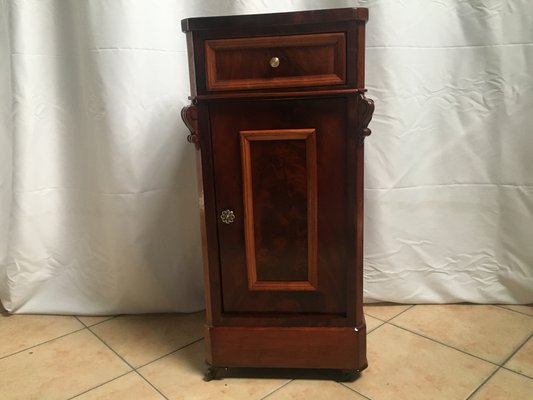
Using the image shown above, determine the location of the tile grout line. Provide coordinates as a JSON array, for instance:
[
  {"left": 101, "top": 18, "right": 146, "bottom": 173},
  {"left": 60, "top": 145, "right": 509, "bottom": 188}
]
[
  {"left": 493, "top": 305, "right": 533, "bottom": 318},
  {"left": 85, "top": 327, "right": 137, "bottom": 370},
  {"left": 500, "top": 365, "right": 533, "bottom": 381},
  {"left": 75, "top": 315, "right": 117, "bottom": 328},
  {"left": 364, "top": 304, "right": 415, "bottom": 323},
  {"left": 86, "top": 325, "right": 204, "bottom": 371},
  {"left": 366, "top": 307, "right": 533, "bottom": 400},
  {"left": 133, "top": 369, "right": 171, "bottom": 400},
  {"left": 465, "top": 365, "right": 501, "bottom": 400},
  {"left": 497, "top": 332, "right": 533, "bottom": 381},
  {"left": 383, "top": 309, "right": 533, "bottom": 400},
  {"left": 79, "top": 313, "right": 205, "bottom": 397},
  {"left": 499, "top": 332, "right": 532, "bottom": 365},
  {"left": 383, "top": 305, "right": 533, "bottom": 368},
  {"left": 366, "top": 319, "right": 387, "bottom": 336},
  {"left": 465, "top": 331, "right": 532, "bottom": 400},
  {"left": 363, "top": 314, "right": 388, "bottom": 323},
  {"left": 65, "top": 327, "right": 204, "bottom": 400},
  {"left": 134, "top": 337, "right": 205, "bottom": 370},
  {"left": 0, "top": 325, "right": 88, "bottom": 361},
  {"left": 81, "top": 327, "right": 170, "bottom": 399},
  {"left": 65, "top": 371, "right": 133, "bottom": 400},
  {"left": 0, "top": 318, "right": 169, "bottom": 400},
  {"left": 386, "top": 322, "right": 504, "bottom": 368},
  {"left": 258, "top": 379, "right": 294, "bottom": 399},
  {"left": 340, "top": 382, "right": 373, "bottom": 400}
]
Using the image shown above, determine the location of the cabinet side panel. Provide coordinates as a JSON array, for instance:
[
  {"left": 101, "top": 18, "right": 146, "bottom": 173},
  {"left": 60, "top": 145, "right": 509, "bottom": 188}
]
[{"left": 197, "top": 103, "right": 224, "bottom": 323}]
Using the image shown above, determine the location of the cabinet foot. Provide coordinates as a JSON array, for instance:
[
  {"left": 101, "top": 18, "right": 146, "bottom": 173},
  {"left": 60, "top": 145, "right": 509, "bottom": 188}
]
[
  {"left": 203, "top": 367, "right": 218, "bottom": 381},
  {"left": 336, "top": 370, "right": 360, "bottom": 382},
  {"left": 203, "top": 367, "right": 228, "bottom": 381}
]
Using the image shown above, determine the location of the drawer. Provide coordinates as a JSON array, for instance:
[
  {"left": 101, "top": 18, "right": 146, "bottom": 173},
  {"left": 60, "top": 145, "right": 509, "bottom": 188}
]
[{"left": 205, "top": 33, "right": 346, "bottom": 91}]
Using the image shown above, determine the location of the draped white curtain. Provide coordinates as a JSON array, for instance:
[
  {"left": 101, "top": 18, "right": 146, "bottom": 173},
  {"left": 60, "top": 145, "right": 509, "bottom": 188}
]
[{"left": 1, "top": 0, "right": 531, "bottom": 314}]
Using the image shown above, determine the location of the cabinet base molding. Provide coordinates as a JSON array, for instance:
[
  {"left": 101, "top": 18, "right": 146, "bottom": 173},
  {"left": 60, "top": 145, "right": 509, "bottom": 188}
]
[{"left": 205, "top": 325, "right": 368, "bottom": 371}]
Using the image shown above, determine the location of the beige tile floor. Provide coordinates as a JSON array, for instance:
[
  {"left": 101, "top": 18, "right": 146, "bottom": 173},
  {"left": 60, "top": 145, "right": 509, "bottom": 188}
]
[{"left": 1, "top": 303, "right": 532, "bottom": 400}]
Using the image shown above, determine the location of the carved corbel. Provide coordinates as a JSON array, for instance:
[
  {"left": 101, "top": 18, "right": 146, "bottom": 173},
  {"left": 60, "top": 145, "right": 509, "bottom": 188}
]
[
  {"left": 357, "top": 93, "right": 374, "bottom": 143},
  {"left": 181, "top": 104, "right": 200, "bottom": 150}
]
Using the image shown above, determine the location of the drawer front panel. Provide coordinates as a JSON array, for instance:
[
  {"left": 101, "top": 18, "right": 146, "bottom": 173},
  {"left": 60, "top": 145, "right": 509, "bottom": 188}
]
[{"left": 205, "top": 33, "right": 346, "bottom": 91}]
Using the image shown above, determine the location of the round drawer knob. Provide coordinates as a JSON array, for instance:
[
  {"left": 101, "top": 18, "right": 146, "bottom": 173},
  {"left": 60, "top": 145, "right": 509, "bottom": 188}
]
[
  {"left": 269, "top": 57, "right": 280, "bottom": 68},
  {"left": 220, "top": 209, "right": 236, "bottom": 224}
]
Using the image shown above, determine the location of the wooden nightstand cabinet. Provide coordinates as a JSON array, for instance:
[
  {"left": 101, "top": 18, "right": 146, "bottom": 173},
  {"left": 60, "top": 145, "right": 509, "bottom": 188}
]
[{"left": 181, "top": 8, "right": 374, "bottom": 380}]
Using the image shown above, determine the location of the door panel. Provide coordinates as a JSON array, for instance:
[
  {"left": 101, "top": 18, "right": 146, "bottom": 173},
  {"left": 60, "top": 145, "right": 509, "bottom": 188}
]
[
  {"left": 210, "top": 98, "right": 349, "bottom": 314},
  {"left": 241, "top": 129, "right": 318, "bottom": 291}
]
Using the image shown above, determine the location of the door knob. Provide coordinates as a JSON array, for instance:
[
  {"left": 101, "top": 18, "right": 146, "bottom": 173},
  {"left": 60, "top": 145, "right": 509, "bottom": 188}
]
[{"left": 220, "top": 209, "right": 235, "bottom": 224}]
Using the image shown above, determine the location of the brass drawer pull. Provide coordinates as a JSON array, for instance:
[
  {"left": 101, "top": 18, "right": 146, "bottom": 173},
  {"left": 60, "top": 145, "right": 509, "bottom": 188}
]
[
  {"left": 269, "top": 56, "right": 280, "bottom": 68},
  {"left": 220, "top": 209, "right": 236, "bottom": 224}
]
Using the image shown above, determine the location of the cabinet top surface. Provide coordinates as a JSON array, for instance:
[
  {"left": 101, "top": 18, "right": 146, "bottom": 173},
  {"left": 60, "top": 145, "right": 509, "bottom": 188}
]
[{"left": 181, "top": 7, "right": 368, "bottom": 32}]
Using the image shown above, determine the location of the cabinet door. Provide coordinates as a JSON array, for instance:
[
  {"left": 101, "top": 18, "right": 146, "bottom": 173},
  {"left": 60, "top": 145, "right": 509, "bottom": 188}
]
[{"left": 210, "top": 98, "right": 354, "bottom": 315}]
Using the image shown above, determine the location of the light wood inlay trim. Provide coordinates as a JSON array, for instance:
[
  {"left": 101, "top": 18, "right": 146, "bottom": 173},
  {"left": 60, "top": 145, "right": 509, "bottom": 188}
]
[{"left": 240, "top": 129, "right": 318, "bottom": 291}]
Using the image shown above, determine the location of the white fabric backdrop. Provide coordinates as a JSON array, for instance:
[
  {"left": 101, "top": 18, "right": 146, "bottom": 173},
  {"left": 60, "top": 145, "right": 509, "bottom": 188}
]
[{"left": 1, "top": 0, "right": 532, "bottom": 314}]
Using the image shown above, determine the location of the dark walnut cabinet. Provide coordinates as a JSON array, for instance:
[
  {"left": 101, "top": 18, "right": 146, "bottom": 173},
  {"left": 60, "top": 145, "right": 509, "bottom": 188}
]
[{"left": 181, "top": 8, "right": 374, "bottom": 380}]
